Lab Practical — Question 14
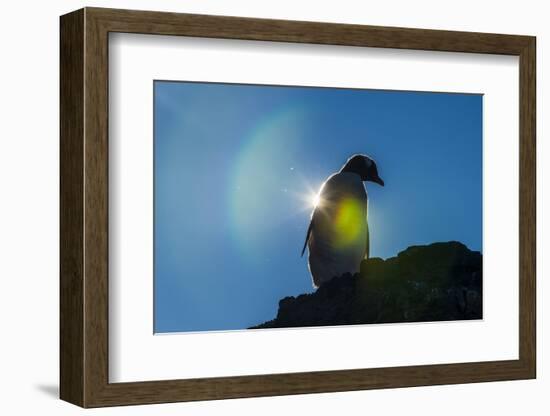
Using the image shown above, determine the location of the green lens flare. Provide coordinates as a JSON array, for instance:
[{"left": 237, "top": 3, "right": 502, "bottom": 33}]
[{"left": 334, "top": 197, "right": 364, "bottom": 247}]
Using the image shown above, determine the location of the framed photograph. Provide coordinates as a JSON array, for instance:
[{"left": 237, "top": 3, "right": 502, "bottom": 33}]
[{"left": 60, "top": 7, "right": 536, "bottom": 408}]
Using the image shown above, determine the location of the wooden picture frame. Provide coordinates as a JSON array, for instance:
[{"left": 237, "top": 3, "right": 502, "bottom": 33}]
[{"left": 60, "top": 7, "right": 536, "bottom": 408}]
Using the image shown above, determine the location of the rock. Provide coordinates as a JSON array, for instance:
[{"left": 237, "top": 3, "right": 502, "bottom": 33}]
[{"left": 250, "top": 241, "right": 482, "bottom": 329}]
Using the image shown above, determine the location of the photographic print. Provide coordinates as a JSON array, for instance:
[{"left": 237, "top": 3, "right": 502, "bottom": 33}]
[
  {"left": 153, "top": 81, "right": 482, "bottom": 334},
  {"left": 60, "top": 10, "right": 536, "bottom": 406}
]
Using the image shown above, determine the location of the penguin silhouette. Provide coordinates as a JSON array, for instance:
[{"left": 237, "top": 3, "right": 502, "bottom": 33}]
[{"left": 301, "top": 154, "right": 384, "bottom": 288}]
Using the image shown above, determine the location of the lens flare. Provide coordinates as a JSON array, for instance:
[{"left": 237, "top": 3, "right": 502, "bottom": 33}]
[
  {"left": 334, "top": 197, "right": 364, "bottom": 247},
  {"left": 229, "top": 106, "right": 310, "bottom": 263},
  {"left": 312, "top": 192, "right": 321, "bottom": 208}
]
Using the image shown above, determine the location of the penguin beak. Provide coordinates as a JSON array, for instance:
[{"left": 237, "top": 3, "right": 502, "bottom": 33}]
[{"left": 372, "top": 176, "right": 384, "bottom": 186}]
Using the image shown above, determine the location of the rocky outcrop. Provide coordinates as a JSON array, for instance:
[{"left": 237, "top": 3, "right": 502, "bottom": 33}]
[{"left": 251, "top": 242, "right": 482, "bottom": 329}]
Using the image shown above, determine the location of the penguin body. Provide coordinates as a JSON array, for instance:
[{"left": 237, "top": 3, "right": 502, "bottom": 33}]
[
  {"left": 307, "top": 172, "right": 368, "bottom": 287},
  {"left": 302, "top": 154, "right": 383, "bottom": 288}
]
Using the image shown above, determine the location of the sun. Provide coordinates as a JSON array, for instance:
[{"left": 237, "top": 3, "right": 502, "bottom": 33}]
[
  {"left": 293, "top": 178, "right": 325, "bottom": 212},
  {"left": 311, "top": 192, "right": 321, "bottom": 208}
]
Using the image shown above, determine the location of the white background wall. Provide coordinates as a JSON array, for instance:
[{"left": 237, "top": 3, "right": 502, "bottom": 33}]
[{"left": 0, "top": 0, "right": 545, "bottom": 414}]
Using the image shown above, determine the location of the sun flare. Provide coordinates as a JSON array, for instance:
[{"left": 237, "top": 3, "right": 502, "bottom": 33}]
[
  {"left": 292, "top": 177, "right": 325, "bottom": 213},
  {"left": 312, "top": 193, "right": 321, "bottom": 208}
]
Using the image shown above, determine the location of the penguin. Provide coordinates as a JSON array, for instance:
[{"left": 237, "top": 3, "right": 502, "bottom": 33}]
[{"left": 301, "top": 154, "right": 384, "bottom": 288}]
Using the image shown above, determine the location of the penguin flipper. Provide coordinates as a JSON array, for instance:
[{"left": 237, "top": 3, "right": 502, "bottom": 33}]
[{"left": 301, "top": 219, "right": 313, "bottom": 257}]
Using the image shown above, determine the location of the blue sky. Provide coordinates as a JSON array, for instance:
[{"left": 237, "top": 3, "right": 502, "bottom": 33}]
[{"left": 154, "top": 81, "right": 482, "bottom": 333}]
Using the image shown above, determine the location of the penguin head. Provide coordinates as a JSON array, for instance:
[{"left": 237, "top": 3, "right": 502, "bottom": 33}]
[{"left": 340, "top": 154, "right": 384, "bottom": 186}]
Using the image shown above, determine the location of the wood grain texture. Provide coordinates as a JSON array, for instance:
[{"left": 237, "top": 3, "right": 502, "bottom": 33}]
[
  {"left": 518, "top": 38, "right": 536, "bottom": 376},
  {"left": 83, "top": 10, "right": 110, "bottom": 406},
  {"left": 59, "top": 7, "right": 537, "bottom": 408},
  {"left": 59, "top": 8, "right": 84, "bottom": 407},
  {"left": 89, "top": 7, "right": 532, "bottom": 54}
]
